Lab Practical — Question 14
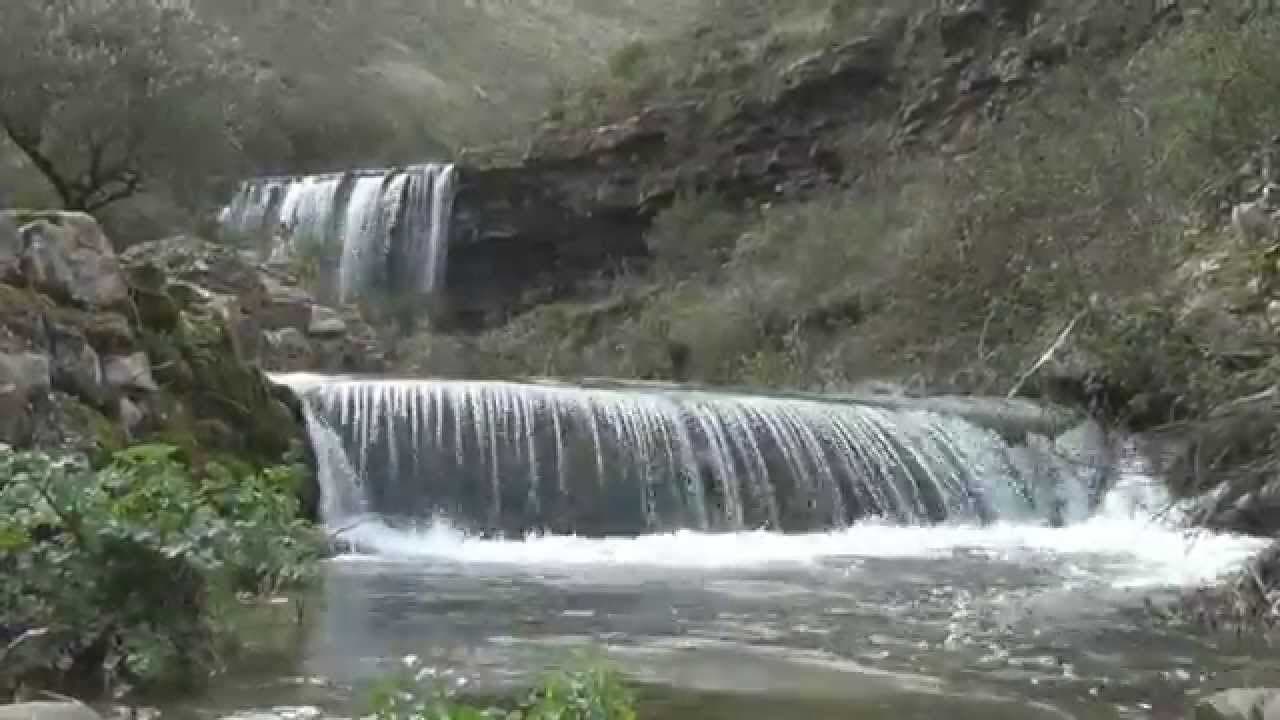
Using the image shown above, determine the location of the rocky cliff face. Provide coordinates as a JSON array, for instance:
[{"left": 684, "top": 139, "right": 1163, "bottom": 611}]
[
  {"left": 0, "top": 211, "right": 383, "bottom": 498},
  {"left": 444, "top": 0, "right": 1183, "bottom": 328}
]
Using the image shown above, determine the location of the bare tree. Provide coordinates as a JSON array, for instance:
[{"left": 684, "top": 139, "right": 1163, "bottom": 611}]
[{"left": 0, "top": 0, "right": 260, "bottom": 214}]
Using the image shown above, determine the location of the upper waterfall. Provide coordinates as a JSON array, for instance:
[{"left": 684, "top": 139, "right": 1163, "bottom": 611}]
[
  {"left": 220, "top": 164, "right": 456, "bottom": 303},
  {"left": 276, "top": 374, "right": 1114, "bottom": 538}
]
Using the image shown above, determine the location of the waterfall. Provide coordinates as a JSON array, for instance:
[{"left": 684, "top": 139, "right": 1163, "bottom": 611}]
[
  {"left": 219, "top": 163, "right": 457, "bottom": 303},
  {"left": 276, "top": 375, "right": 1109, "bottom": 537}
]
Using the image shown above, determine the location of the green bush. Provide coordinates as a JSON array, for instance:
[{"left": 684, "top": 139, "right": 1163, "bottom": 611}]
[
  {"left": 367, "top": 656, "right": 637, "bottom": 720},
  {"left": 0, "top": 444, "right": 321, "bottom": 697}
]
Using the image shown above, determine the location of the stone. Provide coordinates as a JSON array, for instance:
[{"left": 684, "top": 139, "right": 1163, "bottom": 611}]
[
  {"left": 0, "top": 351, "right": 52, "bottom": 399},
  {"left": 0, "top": 212, "right": 19, "bottom": 282},
  {"left": 31, "top": 392, "right": 122, "bottom": 457},
  {"left": 122, "top": 235, "right": 265, "bottom": 302},
  {"left": 48, "top": 321, "right": 107, "bottom": 407},
  {"left": 308, "top": 305, "right": 347, "bottom": 336},
  {"left": 81, "top": 312, "right": 135, "bottom": 355},
  {"left": 103, "top": 352, "right": 159, "bottom": 393},
  {"left": 0, "top": 702, "right": 103, "bottom": 720},
  {"left": 1195, "top": 688, "right": 1280, "bottom": 720},
  {"left": 260, "top": 274, "right": 313, "bottom": 331},
  {"left": 118, "top": 396, "right": 146, "bottom": 437},
  {"left": 0, "top": 285, "right": 51, "bottom": 353},
  {"left": 17, "top": 213, "right": 129, "bottom": 309}
]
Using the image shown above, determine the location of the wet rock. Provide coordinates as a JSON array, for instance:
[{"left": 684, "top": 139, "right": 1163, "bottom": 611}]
[
  {"left": 103, "top": 352, "right": 159, "bottom": 394},
  {"left": 260, "top": 274, "right": 313, "bottom": 332},
  {"left": 308, "top": 305, "right": 347, "bottom": 337},
  {"left": 16, "top": 212, "right": 129, "bottom": 309},
  {"left": 0, "top": 702, "right": 103, "bottom": 720},
  {"left": 49, "top": 323, "right": 107, "bottom": 407},
  {"left": 1194, "top": 688, "right": 1280, "bottom": 720}
]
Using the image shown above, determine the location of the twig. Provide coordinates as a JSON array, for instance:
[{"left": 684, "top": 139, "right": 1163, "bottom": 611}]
[
  {"left": 0, "top": 627, "right": 50, "bottom": 666},
  {"left": 1007, "top": 309, "right": 1088, "bottom": 399}
]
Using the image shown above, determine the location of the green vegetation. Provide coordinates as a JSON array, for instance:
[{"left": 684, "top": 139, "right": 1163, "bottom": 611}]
[
  {"left": 0, "top": 1, "right": 261, "bottom": 215},
  {"left": 433, "top": 3, "right": 1280, "bottom": 430},
  {"left": 0, "top": 444, "right": 320, "bottom": 699},
  {"left": 367, "top": 656, "right": 636, "bottom": 720}
]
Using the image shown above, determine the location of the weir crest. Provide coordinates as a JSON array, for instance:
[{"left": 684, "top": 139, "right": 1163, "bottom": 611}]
[{"left": 276, "top": 374, "right": 1115, "bottom": 538}]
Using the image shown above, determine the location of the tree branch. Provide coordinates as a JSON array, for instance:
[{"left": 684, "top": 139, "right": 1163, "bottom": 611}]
[
  {"left": 0, "top": 112, "right": 77, "bottom": 209},
  {"left": 83, "top": 171, "right": 142, "bottom": 213}
]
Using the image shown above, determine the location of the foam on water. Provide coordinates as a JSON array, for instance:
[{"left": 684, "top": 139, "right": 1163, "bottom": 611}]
[{"left": 332, "top": 507, "right": 1266, "bottom": 590}]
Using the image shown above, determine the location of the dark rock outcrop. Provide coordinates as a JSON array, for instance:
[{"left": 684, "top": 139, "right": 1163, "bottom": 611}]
[{"left": 444, "top": 1, "right": 1172, "bottom": 328}]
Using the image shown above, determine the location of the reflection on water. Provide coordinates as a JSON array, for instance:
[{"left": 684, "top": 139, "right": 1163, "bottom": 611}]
[{"left": 162, "top": 516, "right": 1280, "bottom": 720}]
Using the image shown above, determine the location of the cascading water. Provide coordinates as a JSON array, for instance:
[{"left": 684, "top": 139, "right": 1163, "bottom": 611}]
[
  {"left": 219, "top": 163, "right": 456, "bottom": 304},
  {"left": 276, "top": 374, "right": 1111, "bottom": 538},
  {"left": 206, "top": 373, "right": 1274, "bottom": 720}
]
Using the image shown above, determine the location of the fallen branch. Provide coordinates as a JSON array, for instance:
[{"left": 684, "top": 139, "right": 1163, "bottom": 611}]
[{"left": 1007, "top": 309, "right": 1088, "bottom": 400}]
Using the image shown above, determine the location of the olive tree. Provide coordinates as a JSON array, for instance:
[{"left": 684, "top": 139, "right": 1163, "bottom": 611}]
[{"left": 0, "top": 0, "right": 262, "bottom": 214}]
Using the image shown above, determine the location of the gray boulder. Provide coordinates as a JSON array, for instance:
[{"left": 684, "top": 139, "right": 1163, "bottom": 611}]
[
  {"left": 1195, "top": 688, "right": 1280, "bottom": 720},
  {"left": 48, "top": 321, "right": 107, "bottom": 407},
  {"left": 103, "top": 352, "right": 159, "bottom": 394},
  {"left": 17, "top": 212, "right": 129, "bottom": 309},
  {"left": 0, "top": 212, "right": 19, "bottom": 281},
  {"left": 0, "top": 351, "right": 52, "bottom": 399},
  {"left": 308, "top": 305, "right": 347, "bottom": 337},
  {"left": 260, "top": 274, "right": 313, "bottom": 331}
]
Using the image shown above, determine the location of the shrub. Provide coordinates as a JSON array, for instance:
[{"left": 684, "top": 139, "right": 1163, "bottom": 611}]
[
  {"left": 367, "top": 655, "right": 637, "bottom": 720},
  {"left": 0, "top": 444, "right": 320, "bottom": 698}
]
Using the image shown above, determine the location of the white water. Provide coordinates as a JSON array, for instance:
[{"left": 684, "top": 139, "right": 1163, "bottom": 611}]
[
  {"left": 332, "top": 509, "right": 1265, "bottom": 591},
  {"left": 218, "top": 163, "right": 456, "bottom": 304},
  {"left": 338, "top": 175, "right": 388, "bottom": 302},
  {"left": 277, "top": 375, "right": 1108, "bottom": 533}
]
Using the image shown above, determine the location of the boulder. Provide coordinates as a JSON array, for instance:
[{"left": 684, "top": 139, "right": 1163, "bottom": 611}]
[
  {"left": 0, "top": 351, "right": 52, "bottom": 399},
  {"left": 308, "top": 305, "right": 347, "bottom": 336},
  {"left": 0, "top": 211, "right": 19, "bottom": 282},
  {"left": 48, "top": 321, "right": 108, "bottom": 407},
  {"left": 30, "top": 391, "right": 123, "bottom": 458},
  {"left": 0, "top": 285, "right": 51, "bottom": 353},
  {"left": 122, "top": 235, "right": 265, "bottom": 303},
  {"left": 118, "top": 396, "right": 146, "bottom": 437},
  {"left": 260, "top": 274, "right": 313, "bottom": 331},
  {"left": 0, "top": 703, "right": 102, "bottom": 720},
  {"left": 1194, "top": 688, "right": 1280, "bottom": 720},
  {"left": 81, "top": 312, "right": 135, "bottom": 355},
  {"left": 16, "top": 212, "right": 129, "bottom": 309},
  {"left": 103, "top": 352, "right": 159, "bottom": 394}
]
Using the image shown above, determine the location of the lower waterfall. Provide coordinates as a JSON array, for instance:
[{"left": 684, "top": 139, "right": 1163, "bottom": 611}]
[{"left": 277, "top": 374, "right": 1116, "bottom": 538}]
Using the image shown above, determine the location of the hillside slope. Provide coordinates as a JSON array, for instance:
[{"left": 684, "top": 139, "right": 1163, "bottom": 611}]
[{"left": 198, "top": 0, "right": 708, "bottom": 159}]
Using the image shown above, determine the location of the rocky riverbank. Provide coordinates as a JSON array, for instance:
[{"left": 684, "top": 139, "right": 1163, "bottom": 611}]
[{"left": 0, "top": 211, "right": 386, "bottom": 508}]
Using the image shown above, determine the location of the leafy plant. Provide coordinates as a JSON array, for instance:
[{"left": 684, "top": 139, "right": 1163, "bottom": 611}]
[
  {"left": 0, "top": 444, "right": 320, "bottom": 698},
  {"left": 367, "top": 656, "right": 637, "bottom": 720}
]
